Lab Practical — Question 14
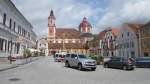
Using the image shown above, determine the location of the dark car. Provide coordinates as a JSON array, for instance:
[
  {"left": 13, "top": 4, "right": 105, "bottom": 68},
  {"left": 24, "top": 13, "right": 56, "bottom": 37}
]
[
  {"left": 135, "top": 57, "right": 150, "bottom": 68},
  {"left": 104, "top": 57, "right": 135, "bottom": 70}
]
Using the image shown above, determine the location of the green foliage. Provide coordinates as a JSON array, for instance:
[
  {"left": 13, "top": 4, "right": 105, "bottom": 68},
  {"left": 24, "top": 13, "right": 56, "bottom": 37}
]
[
  {"left": 90, "top": 55, "right": 104, "bottom": 65},
  {"left": 88, "top": 35, "right": 100, "bottom": 48},
  {"left": 84, "top": 41, "right": 90, "bottom": 50},
  {"left": 23, "top": 48, "right": 32, "bottom": 58},
  {"left": 33, "top": 51, "right": 39, "bottom": 57}
]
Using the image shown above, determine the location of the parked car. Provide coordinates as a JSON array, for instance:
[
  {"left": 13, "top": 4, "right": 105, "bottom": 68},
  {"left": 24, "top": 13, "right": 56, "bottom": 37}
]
[
  {"left": 65, "top": 54, "right": 97, "bottom": 71},
  {"left": 54, "top": 52, "right": 66, "bottom": 62},
  {"left": 57, "top": 54, "right": 65, "bottom": 62},
  {"left": 103, "top": 57, "right": 135, "bottom": 70},
  {"left": 135, "top": 57, "right": 150, "bottom": 68}
]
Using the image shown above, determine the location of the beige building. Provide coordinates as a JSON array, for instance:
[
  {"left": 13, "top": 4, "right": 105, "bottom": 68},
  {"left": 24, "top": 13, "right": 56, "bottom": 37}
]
[{"left": 139, "top": 22, "right": 150, "bottom": 57}]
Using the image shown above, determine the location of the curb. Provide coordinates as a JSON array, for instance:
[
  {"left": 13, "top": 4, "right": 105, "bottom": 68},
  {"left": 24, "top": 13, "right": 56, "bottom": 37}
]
[
  {"left": 0, "top": 65, "right": 18, "bottom": 72},
  {"left": 0, "top": 57, "right": 42, "bottom": 72}
]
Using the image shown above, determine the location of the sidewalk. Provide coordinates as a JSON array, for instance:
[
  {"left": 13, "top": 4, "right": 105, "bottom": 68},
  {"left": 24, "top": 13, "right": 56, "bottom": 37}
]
[
  {"left": 0, "top": 62, "right": 18, "bottom": 72},
  {"left": 0, "top": 56, "right": 43, "bottom": 72}
]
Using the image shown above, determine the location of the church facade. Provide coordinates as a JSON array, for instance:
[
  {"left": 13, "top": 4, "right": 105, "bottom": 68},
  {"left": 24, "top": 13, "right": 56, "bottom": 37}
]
[{"left": 47, "top": 10, "right": 93, "bottom": 55}]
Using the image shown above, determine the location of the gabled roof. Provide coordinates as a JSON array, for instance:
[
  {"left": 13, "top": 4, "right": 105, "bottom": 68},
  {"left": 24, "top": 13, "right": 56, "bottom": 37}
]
[
  {"left": 141, "top": 21, "right": 150, "bottom": 28},
  {"left": 125, "top": 23, "right": 142, "bottom": 33},
  {"left": 111, "top": 28, "right": 120, "bottom": 36},
  {"left": 98, "top": 31, "right": 105, "bottom": 39},
  {"left": 48, "top": 43, "right": 85, "bottom": 49},
  {"left": 55, "top": 28, "right": 81, "bottom": 39}
]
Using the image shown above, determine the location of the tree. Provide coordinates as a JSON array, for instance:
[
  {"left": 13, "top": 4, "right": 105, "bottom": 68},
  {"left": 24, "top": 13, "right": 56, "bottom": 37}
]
[{"left": 23, "top": 48, "right": 32, "bottom": 58}]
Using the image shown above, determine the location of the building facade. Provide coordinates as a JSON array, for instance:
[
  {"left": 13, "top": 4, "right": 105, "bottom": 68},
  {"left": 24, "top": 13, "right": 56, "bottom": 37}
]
[
  {"left": 117, "top": 23, "right": 141, "bottom": 58},
  {"left": 48, "top": 10, "right": 93, "bottom": 55},
  {"left": 0, "top": 0, "right": 37, "bottom": 62},
  {"left": 139, "top": 22, "right": 150, "bottom": 57},
  {"left": 37, "top": 38, "right": 48, "bottom": 56},
  {"left": 101, "top": 28, "right": 119, "bottom": 57}
]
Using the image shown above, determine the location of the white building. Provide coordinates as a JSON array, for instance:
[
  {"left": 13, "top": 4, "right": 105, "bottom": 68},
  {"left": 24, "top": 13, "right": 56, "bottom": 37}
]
[
  {"left": 0, "top": 0, "right": 37, "bottom": 62},
  {"left": 37, "top": 38, "right": 48, "bottom": 56},
  {"left": 117, "top": 23, "right": 141, "bottom": 58}
]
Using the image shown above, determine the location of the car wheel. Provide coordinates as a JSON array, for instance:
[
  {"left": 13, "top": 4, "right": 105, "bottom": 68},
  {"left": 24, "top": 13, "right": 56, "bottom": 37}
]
[
  {"left": 104, "top": 64, "right": 109, "bottom": 68},
  {"left": 65, "top": 61, "right": 70, "bottom": 67},
  {"left": 78, "top": 63, "right": 83, "bottom": 71},
  {"left": 130, "top": 68, "right": 134, "bottom": 70},
  {"left": 122, "top": 66, "right": 128, "bottom": 70},
  {"left": 91, "top": 68, "right": 96, "bottom": 71}
]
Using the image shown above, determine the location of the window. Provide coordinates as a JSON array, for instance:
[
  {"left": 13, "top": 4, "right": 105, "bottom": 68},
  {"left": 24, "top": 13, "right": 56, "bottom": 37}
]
[
  {"left": 130, "top": 41, "right": 134, "bottom": 48},
  {"left": 13, "top": 22, "right": 16, "bottom": 32},
  {"left": 66, "top": 54, "right": 70, "bottom": 58},
  {"left": 0, "top": 38, "right": 4, "bottom": 51},
  {"left": 9, "top": 18, "right": 12, "bottom": 29},
  {"left": 3, "top": 13, "right": 6, "bottom": 25},
  {"left": 127, "top": 43, "right": 129, "bottom": 48},
  {"left": 58, "top": 40, "right": 61, "bottom": 43},
  {"left": 72, "top": 39, "right": 75, "bottom": 43},
  {"left": 144, "top": 52, "right": 149, "bottom": 57},
  {"left": 5, "top": 40, "right": 7, "bottom": 51},
  {"left": 71, "top": 54, "right": 77, "bottom": 58},
  {"left": 18, "top": 25, "right": 21, "bottom": 34},
  {"left": 65, "top": 40, "right": 68, "bottom": 43},
  {"left": 131, "top": 51, "right": 135, "bottom": 58},
  {"left": 53, "top": 40, "right": 56, "bottom": 43},
  {"left": 122, "top": 34, "right": 124, "bottom": 38},
  {"left": 127, "top": 32, "right": 130, "bottom": 36}
]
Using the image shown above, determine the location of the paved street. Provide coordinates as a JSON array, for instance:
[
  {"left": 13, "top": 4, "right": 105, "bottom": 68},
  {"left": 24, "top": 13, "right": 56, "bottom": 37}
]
[{"left": 0, "top": 56, "right": 150, "bottom": 84}]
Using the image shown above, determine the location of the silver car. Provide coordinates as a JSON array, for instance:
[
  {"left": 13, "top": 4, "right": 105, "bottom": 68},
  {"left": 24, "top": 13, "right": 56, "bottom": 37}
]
[{"left": 65, "top": 54, "right": 97, "bottom": 71}]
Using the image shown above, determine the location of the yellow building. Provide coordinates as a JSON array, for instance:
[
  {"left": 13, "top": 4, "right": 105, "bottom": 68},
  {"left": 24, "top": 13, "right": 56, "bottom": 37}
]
[{"left": 139, "top": 22, "right": 150, "bottom": 57}]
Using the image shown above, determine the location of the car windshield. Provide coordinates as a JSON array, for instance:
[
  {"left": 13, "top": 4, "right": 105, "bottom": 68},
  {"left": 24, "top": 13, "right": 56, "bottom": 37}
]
[{"left": 78, "top": 55, "right": 88, "bottom": 59}]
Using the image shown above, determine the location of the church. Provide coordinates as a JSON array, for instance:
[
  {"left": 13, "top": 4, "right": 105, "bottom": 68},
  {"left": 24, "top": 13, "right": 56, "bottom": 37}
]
[{"left": 48, "top": 10, "right": 93, "bottom": 55}]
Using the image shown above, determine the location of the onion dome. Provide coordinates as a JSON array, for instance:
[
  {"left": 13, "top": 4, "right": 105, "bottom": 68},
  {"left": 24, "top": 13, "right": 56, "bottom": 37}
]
[{"left": 79, "top": 17, "right": 92, "bottom": 28}]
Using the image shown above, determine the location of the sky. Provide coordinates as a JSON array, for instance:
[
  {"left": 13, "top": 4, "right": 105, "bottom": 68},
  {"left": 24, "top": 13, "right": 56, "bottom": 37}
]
[{"left": 11, "top": 0, "right": 150, "bottom": 36}]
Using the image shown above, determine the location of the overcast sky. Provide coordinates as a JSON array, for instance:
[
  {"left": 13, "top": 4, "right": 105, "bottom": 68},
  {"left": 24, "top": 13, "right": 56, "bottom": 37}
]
[{"left": 11, "top": 0, "right": 150, "bottom": 36}]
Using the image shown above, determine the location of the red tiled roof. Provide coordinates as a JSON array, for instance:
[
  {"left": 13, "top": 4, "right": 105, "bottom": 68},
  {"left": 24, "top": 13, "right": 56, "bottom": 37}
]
[
  {"left": 126, "top": 23, "right": 142, "bottom": 33},
  {"left": 111, "top": 28, "right": 120, "bottom": 36},
  {"left": 55, "top": 28, "right": 81, "bottom": 39},
  {"left": 98, "top": 31, "right": 105, "bottom": 39},
  {"left": 48, "top": 43, "right": 85, "bottom": 49}
]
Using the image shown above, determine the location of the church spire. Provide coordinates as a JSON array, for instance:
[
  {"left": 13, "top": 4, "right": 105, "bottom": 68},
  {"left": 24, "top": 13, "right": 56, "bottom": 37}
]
[{"left": 50, "top": 10, "right": 54, "bottom": 16}]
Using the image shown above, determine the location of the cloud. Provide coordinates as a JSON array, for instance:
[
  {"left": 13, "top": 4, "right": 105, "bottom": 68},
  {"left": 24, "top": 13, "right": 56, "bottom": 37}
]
[
  {"left": 12, "top": 0, "right": 103, "bottom": 36},
  {"left": 12, "top": 0, "right": 150, "bottom": 35},
  {"left": 97, "top": 0, "right": 150, "bottom": 30}
]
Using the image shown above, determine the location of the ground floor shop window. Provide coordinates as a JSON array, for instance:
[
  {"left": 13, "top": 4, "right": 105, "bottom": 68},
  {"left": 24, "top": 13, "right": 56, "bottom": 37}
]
[
  {"left": 144, "top": 52, "right": 149, "bottom": 57},
  {"left": 131, "top": 51, "right": 135, "bottom": 58}
]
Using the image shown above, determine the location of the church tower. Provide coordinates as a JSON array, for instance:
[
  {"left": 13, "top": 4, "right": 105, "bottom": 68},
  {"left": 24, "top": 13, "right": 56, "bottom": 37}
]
[
  {"left": 48, "top": 10, "right": 56, "bottom": 39},
  {"left": 79, "top": 17, "right": 92, "bottom": 33}
]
